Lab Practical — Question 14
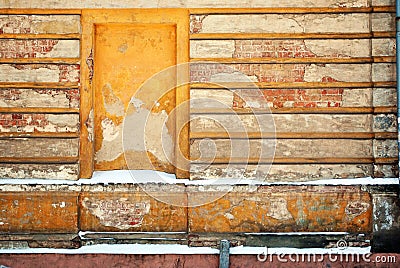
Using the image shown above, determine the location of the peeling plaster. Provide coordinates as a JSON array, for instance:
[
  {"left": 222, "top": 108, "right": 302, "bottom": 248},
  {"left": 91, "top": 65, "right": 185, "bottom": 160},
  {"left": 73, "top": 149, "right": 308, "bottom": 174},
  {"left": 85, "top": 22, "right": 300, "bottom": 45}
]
[
  {"left": 36, "top": 40, "right": 80, "bottom": 58},
  {"left": 102, "top": 83, "right": 125, "bottom": 117},
  {"left": 345, "top": 201, "right": 370, "bottom": 220},
  {"left": 0, "top": 64, "right": 60, "bottom": 82},
  {"left": 82, "top": 197, "right": 150, "bottom": 229},
  {"left": 266, "top": 197, "right": 293, "bottom": 220},
  {"left": 210, "top": 72, "right": 258, "bottom": 82},
  {"left": 95, "top": 120, "right": 123, "bottom": 163},
  {"left": 304, "top": 64, "right": 370, "bottom": 82},
  {"left": 304, "top": 39, "right": 370, "bottom": 58},
  {"left": 86, "top": 109, "right": 94, "bottom": 143},
  {"left": 124, "top": 98, "right": 174, "bottom": 165}
]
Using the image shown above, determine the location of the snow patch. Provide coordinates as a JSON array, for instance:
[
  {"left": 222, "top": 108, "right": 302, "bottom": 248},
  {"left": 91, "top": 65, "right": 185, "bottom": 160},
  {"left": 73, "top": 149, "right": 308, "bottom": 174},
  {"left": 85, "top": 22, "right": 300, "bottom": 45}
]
[
  {"left": 0, "top": 243, "right": 371, "bottom": 255},
  {"left": 0, "top": 171, "right": 398, "bottom": 186}
]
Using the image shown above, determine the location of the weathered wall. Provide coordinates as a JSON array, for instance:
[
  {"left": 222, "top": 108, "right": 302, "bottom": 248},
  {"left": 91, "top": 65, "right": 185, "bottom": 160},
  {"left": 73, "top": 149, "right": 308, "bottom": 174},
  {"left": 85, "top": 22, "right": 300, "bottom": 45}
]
[
  {"left": 0, "top": 0, "right": 398, "bottom": 254},
  {"left": 0, "top": 1, "right": 396, "bottom": 181},
  {"left": 189, "top": 6, "right": 397, "bottom": 181},
  {"left": 0, "top": 13, "right": 81, "bottom": 179}
]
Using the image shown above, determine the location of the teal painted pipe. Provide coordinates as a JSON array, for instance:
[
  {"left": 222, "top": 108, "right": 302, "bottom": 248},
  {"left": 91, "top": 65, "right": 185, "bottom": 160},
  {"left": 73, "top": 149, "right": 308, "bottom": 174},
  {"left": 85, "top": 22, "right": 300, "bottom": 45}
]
[{"left": 397, "top": 0, "right": 400, "bottom": 180}]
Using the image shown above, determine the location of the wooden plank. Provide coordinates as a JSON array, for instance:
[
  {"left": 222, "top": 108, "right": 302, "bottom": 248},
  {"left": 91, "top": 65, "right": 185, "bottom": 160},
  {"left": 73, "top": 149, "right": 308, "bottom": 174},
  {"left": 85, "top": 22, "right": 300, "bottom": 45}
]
[
  {"left": 0, "top": 132, "right": 79, "bottom": 139},
  {"left": 374, "top": 107, "right": 397, "bottom": 113},
  {"left": 175, "top": 10, "right": 191, "bottom": 179},
  {"left": 374, "top": 157, "right": 399, "bottom": 164},
  {"left": 374, "top": 81, "right": 397, "bottom": 87},
  {"left": 0, "top": 157, "right": 79, "bottom": 164},
  {"left": 0, "top": 82, "right": 79, "bottom": 89},
  {"left": 373, "top": 6, "right": 396, "bottom": 13},
  {"left": 190, "top": 132, "right": 379, "bottom": 139},
  {"left": 192, "top": 157, "right": 377, "bottom": 164},
  {"left": 0, "top": 58, "right": 80, "bottom": 64},
  {"left": 0, "top": 33, "right": 81, "bottom": 40},
  {"left": 190, "top": 33, "right": 374, "bottom": 40},
  {"left": 191, "top": 107, "right": 397, "bottom": 114},
  {"left": 79, "top": 10, "right": 94, "bottom": 179},
  {"left": 191, "top": 132, "right": 397, "bottom": 139},
  {"left": 190, "top": 57, "right": 375, "bottom": 64},
  {"left": 373, "top": 31, "right": 396, "bottom": 38},
  {"left": 373, "top": 56, "right": 396, "bottom": 63},
  {"left": 190, "top": 32, "right": 395, "bottom": 40},
  {"left": 0, "top": 9, "right": 82, "bottom": 14},
  {"left": 191, "top": 107, "right": 374, "bottom": 114},
  {"left": 374, "top": 132, "right": 398, "bottom": 139},
  {"left": 190, "top": 82, "right": 374, "bottom": 89},
  {"left": 189, "top": 7, "right": 373, "bottom": 14},
  {"left": 0, "top": 107, "right": 79, "bottom": 114}
]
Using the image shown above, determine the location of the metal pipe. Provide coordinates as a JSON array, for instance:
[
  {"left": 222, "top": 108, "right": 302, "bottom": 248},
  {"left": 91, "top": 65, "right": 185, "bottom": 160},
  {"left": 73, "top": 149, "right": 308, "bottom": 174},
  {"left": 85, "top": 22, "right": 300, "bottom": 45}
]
[
  {"left": 219, "top": 240, "right": 230, "bottom": 268},
  {"left": 396, "top": 0, "right": 400, "bottom": 181}
]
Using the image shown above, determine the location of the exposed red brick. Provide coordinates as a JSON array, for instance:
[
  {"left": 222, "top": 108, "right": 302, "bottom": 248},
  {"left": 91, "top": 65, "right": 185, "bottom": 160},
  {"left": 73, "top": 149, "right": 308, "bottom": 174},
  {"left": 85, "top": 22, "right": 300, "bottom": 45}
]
[
  {"left": 58, "top": 64, "right": 80, "bottom": 83},
  {"left": 233, "top": 40, "right": 352, "bottom": 59},
  {"left": 0, "top": 15, "right": 33, "bottom": 34},
  {"left": 65, "top": 89, "right": 80, "bottom": 107},
  {"left": 0, "top": 114, "right": 50, "bottom": 130},
  {"left": 234, "top": 40, "right": 317, "bottom": 59},
  {"left": 322, "top": 76, "right": 339, "bottom": 82},
  {"left": 190, "top": 63, "right": 306, "bottom": 83},
  {"left": 190, "top": 15, "right": 207, "bottom": 34},
  {"left": 0, "top": 40, "right": 59, "bottom": 58},
  {"left": 233, "top": 88, "right": 343, "bottom": 108}
]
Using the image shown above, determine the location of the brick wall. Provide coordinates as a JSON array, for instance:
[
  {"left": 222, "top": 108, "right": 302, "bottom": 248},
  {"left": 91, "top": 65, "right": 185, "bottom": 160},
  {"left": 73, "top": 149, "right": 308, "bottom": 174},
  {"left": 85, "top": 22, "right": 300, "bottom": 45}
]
[
  {"left": 189, "top": 6, "right": 398, "bottom": 180},
  {"left": 0, "top": 13, "right": 80, "bottom": 179},
  {"left": 0, "top": 1, "right": 398, "bottom": 253}
]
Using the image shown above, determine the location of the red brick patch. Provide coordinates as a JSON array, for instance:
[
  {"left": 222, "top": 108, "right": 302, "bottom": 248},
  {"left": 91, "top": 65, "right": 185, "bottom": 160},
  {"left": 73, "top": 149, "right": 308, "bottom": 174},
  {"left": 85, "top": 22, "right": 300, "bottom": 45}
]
[
  {"left": 0, "top": 40, "right": 59, "bottom": 58},
  {"left": 190, "top": 63, "right": 306, "bottom": 83},
  {"left": 0, "top": 113, "right": 49, "bottom": 129},
  {"left": 234, "top": 40, "right": 317, "bottom": 59},
  {"left": 190, "top": 15, "right": 207, "bottom": 34},
  {"left": 233, "top": 88, "right": 343, "bottom": 108}
]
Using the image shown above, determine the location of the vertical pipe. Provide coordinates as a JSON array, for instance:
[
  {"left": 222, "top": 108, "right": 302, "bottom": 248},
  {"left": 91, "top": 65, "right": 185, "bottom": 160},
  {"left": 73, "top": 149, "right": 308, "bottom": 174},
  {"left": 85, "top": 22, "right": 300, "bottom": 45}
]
[
  {"left": 219, "top": 240, "right": 230, "bottom": 268},
  {"left": 397, "top": 0, "right": 400, "bottom": 180}
]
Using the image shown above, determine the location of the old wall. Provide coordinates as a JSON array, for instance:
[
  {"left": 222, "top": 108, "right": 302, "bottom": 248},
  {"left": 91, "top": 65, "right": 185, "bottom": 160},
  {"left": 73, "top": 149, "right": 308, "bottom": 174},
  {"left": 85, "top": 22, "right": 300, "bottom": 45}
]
[
  {"left": 0, "top": 1, "right": 397, "bottom": 181},
  {"left": 0, "top": 0, "right": 399, "bottom": 254}
]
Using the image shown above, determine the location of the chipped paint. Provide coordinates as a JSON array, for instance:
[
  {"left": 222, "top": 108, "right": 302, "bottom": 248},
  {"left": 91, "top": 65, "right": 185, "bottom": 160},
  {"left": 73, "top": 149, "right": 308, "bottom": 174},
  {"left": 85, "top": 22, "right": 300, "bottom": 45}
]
[
  {"left": 266, "top": 197, "right": 293, "bottom": 220},
  {"left": 124, "top": 102, "right": 174, "bottom": 166},
  {"left": 51, "top": 201, "right": 66, "bottom": 208},
  {"left": 304, "top": 39, "right": 370, "bottom": 58},
  {"left": 0, "top": 88, "right": 79, "bottom": 108},
  {"left": 95, "top": 119, "right": 123, "bottom": 163},
  {"left": 0, "top": 15, "right": 81, "bottom": 34},
  {"left": 86, "top": 109, "right": 94, "bottom": 143},
  {"left": 0, "top": 64, "right": 79, "bottom": 83},
  {"left": 0, "top": 164, "right": 79, "bottom": 180},
  {"left": 0, "top": 114, "right": 79, "bottom": 133},
  {"left": 304, "top": 64, "right": 371, "bottom": 82},
  {"left": 345, "top": 201, "right": 370, "bottom": 220},
  {"left": 82, "top": 197, "right": 150, "bottom": 229},
  {"left": 102, "top": 83, "right": 125, "bottom": 117}
]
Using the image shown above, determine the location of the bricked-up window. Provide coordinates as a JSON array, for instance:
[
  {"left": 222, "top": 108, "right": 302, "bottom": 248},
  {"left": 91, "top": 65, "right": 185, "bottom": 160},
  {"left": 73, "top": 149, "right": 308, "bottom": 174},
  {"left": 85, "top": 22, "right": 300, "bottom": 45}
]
[{"left": 79, "top": 9, "right": 190, "bottom": 180}]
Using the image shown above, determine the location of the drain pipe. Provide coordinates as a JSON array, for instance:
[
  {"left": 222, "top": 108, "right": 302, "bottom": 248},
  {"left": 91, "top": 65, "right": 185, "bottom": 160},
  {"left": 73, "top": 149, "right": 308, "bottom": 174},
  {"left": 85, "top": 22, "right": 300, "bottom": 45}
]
[{"left": 397, "top": 0, "right": 400, "bottom": 183}]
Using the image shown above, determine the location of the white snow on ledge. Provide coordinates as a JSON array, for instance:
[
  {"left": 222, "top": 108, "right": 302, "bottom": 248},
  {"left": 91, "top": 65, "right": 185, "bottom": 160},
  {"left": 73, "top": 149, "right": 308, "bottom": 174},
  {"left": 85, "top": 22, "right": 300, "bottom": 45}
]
[
  {"left": 0, "top": 244, "right": 371, "bottom": 255},
  {"left": 0, "top": 170, "right": 398, "bottom": 186}
]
